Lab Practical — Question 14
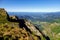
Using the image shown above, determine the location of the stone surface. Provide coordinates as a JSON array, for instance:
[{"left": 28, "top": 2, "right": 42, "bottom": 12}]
[{"left": 0, "top": 8, "right": 50, "bottom": 40}]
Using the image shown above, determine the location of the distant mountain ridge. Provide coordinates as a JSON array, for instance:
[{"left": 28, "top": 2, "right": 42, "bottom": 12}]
[{"left": 8, "top": 12, "right": 60, "bottom": 22}]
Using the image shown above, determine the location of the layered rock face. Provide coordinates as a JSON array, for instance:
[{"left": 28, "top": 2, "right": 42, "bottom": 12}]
[{"left": 0, "top": 8, "right": 50, "bottom": 40}]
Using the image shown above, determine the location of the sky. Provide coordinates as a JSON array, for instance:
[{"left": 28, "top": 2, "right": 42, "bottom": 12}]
[{"left": 0, "top": 0, "right": 60, "bottom": 12}]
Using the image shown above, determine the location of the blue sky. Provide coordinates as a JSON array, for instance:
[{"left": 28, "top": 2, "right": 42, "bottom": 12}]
[{"left": 0, "top": 0, "right": 60, "bottom": 12}]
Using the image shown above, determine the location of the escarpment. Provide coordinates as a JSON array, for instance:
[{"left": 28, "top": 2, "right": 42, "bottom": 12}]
[{"left": 0, "top": 8, "right": 50, "bottom": 40}]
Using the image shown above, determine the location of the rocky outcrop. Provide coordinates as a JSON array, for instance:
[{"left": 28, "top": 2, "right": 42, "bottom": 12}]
[
  {"left": 0, "top": 8, "right": 7, "bottom": 17},
  {"left": 0, "top": 8, "right": 50, "bottom": 40},
  {"left": 0, "top": 8, "right": 8, "bottom": 23}
]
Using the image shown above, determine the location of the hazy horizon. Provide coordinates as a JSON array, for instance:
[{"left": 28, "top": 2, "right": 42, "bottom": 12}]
[{"left": 8, "top": 11, "right": 60, "bottom": 13}]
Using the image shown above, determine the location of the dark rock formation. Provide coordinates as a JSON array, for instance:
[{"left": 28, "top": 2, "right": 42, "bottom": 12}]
[
  {"left": 35, "top": 26, "right": 50, "bottom": 40},
  {"left": 0, "top": 8, "right": 50, "bottom": 40},
  {"left": 6, "top": 11, "right": 50, "bottom": 40}
]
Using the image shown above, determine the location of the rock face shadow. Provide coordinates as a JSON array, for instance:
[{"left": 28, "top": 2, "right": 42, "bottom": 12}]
[
  {"left": 35, "top": 25, "right": 50, "bottom": 40},
  {"left": 18, "top": 19, "right": 32, "bottom": 33},
  {"left": 6, "top": 13, "right": 50, "bottom": 40},
  {"left": 6, "top": 13, "right": 32, "bottom": 33}
]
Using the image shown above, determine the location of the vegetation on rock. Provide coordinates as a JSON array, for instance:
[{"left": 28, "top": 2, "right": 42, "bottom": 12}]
[{"left": 0, "top": 8, "right": 50, "bottom": 40}]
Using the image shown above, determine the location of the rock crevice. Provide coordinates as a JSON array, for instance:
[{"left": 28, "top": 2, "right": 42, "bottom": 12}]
[{"left": 0, "top": 8, "right": 50, "bottom": 40}]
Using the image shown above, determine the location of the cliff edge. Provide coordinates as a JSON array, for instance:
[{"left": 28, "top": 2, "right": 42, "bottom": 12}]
[{"left": 0, "top": 8, "right": 50, "bottom": 40}]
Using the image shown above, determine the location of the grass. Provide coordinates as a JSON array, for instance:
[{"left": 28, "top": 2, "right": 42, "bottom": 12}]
[
  {"left": 32, "top": 21, "right": 60, "bottom": 40},
  {"left": 1, "top": 8, "right": 60, "bottom": 40}
]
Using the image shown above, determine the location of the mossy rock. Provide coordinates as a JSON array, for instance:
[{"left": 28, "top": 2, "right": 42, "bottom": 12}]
[
  {"left": 0, "top": 8, "right": 7, "bottom": 18},
  {"left": 0, "top": 8, "right": 9, "bottom": 23}
]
